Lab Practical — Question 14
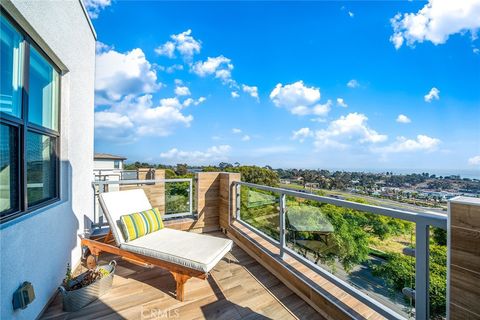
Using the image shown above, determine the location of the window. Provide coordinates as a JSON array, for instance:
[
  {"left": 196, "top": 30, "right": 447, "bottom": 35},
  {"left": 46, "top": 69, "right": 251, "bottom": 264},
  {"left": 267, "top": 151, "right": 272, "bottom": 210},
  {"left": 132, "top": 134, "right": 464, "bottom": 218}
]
[
  {"left": 114, "top": 160, "right": 120, "bottom": 169},
  {"left": 0, "top": 11, "right": 60, "bottom": 223}
]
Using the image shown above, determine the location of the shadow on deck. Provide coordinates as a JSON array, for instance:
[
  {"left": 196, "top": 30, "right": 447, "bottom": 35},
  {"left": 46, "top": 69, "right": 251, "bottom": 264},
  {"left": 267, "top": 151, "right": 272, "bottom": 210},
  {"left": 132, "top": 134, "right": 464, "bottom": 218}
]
[{"left": 40, "top": 232, "right": 322, "bottom": 320}]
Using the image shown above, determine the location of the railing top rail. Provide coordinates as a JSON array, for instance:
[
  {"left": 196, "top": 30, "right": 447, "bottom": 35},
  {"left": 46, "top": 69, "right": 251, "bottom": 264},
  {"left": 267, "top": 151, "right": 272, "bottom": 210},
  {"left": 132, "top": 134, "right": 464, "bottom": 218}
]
[
  {"left": 92, "top": 178, "right": 192, "bottom": 186},
  {"left": 234, "top": 181, "right": 447, "bottom": 229}
]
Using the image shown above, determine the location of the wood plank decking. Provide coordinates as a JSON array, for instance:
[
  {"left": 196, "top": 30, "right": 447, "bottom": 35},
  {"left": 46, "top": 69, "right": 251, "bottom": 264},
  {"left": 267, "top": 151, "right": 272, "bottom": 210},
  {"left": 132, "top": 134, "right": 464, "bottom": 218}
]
[{"left": 41, "top": 233, "right": 322, "bottom": 320}]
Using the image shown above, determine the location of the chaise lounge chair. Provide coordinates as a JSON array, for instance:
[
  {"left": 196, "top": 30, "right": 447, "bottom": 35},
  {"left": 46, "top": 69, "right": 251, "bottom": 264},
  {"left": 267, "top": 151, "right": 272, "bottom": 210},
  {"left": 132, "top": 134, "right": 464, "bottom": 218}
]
[{"left": 81, "top": 189, "right": 233, "bottom": 301}]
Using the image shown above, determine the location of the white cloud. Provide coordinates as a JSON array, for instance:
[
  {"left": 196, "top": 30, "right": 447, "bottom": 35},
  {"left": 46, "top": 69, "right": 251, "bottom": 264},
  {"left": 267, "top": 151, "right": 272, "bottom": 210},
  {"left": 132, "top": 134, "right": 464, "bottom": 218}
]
[
  {"left": 174, "top": 85, "right": 191, "bottom": 96},
  {"left": 232, "top": 128, "right": 242, "bottom": 134},
  {"left": 376, "top": 135, "right": 440, "bottom": 153},
  {"left": 155, "top": 29, "right": 201, "bottom": 59},
  {"left": 314, "top": 113, "right": 388, "bottom": 149},
  {"left": 242, "top": 84, "right": 259, "bottom": 101},
  {"left": 155, "top": 41, "right": 175, "bottom": 58},
  {"left": 94, "top": 94, "right": 193, "bottom": 141},
  {"left": 468, "top": 155, "right": 480, "bottom": 165},
  {"left": 160, "top": 145, "right": 231, "bottom": 164},
  {"left": 191, "top": 56, "right": 234, "bottom": 85},
  {"left": 95, "top": 45, "right": 161, "bottom": 105},
  {"left": 159, "top": 64, "right": 184, "bottom": 73},
  {"left": 84, "top": 0, "right": 111, "bottom": 19},
  {"left": 396, "top": 114, "right": 412, "bottom": 123},
  {"left": 182, "top": 96, "right": 206, "bottom": 107},
  {"left": 347, "top": 79, "right": 360, "bottom": 88},
  {"left": 231, "top": 91, "right": 240, "bottom": 98},
  {"left": 241, "top": 135, "right": 251, "bottom": 141},
  {"left": 291, "top": 127, "right": 313, "bottom": 143},
  {"left": 348, "top": 11, "right": 354, "bottom": 18},
  {"left": 94, "top": 111, "right": 133, "bottom": 129},
  {"left": 390, "top": 0, "right": 480, "bottom": 49},
  {"left": 474, "top": 48, "right": 480, "bottom": 54},
  {"left": 424, "top": 87, "right": 440, "bottom": 102},
  {"left": 336, "top": 98, "right": 348, "bottom": 107},
  {"left": 270, "top": 81, "right": 331, "bottom": 117}
]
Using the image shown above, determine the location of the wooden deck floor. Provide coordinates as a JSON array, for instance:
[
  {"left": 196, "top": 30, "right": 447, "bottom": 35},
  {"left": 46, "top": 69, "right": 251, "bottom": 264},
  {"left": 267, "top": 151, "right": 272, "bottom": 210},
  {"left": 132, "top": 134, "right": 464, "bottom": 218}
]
[{"left": 41, "top": 232, "right": 322, "bottom": 320}]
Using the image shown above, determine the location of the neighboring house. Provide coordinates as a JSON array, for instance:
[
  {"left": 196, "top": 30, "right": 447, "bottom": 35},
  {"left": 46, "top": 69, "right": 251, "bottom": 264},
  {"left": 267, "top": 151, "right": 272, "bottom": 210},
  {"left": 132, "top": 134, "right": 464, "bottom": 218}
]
[
  {"left": 0, "top": 1, "right": 96, "bottom": 319},
  {"left": 94, "top": 153, "right": 127, "bottom": 170}
]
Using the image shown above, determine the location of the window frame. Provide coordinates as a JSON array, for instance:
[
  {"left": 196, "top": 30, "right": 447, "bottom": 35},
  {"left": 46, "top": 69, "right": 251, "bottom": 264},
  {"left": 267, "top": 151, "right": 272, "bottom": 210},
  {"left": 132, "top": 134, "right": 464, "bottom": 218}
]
[{"left": 0, "top": 7, "right": 61, "bottom": 224}]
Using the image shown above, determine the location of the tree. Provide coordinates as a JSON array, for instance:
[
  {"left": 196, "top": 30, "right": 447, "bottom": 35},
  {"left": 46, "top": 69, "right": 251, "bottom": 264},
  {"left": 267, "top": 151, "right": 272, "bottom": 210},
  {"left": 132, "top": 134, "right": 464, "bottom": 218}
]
[
  {"left": 218, "top": 162, "right": 233, "bottom": 170},
  {"left": 226, "top": 165, "right": 279, "bottom": 186},
  {"left": 372, "top": 245, "right": 446, "bottom": 318},
  {"left": 175, "top": 163, "right": 188, "bottom": 176}
]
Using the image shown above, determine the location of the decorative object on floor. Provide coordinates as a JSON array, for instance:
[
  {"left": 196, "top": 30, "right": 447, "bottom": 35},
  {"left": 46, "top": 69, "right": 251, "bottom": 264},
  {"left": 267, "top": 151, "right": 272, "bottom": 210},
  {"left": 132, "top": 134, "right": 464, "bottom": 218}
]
[{"left": 58, "top": 260, "right": 116, "bottom": 312}]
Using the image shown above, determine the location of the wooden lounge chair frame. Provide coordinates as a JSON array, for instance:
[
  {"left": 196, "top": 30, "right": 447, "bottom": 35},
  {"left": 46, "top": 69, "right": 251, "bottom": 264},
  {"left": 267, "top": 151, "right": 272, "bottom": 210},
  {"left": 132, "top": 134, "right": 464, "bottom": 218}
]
[{"left": 81, "top": 230, "right": 206, "bottom": 301}]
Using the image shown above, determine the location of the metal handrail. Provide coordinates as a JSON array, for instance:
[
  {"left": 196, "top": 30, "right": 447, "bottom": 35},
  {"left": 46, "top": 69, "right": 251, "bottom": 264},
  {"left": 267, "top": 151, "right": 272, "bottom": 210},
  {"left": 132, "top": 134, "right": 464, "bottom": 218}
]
[{"left": 232, "top": 181, "right": 448, "bottom": 320}]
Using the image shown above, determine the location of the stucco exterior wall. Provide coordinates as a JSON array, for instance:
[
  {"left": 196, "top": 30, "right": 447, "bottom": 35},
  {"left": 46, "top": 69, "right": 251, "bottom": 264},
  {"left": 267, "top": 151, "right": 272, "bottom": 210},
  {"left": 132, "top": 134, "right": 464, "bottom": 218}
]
[
  {"left": 0, "top": 1, "right": 96, "bottom": 319},
  {"left": 94, "top": 159, "right": 124, "bottom": 170}
]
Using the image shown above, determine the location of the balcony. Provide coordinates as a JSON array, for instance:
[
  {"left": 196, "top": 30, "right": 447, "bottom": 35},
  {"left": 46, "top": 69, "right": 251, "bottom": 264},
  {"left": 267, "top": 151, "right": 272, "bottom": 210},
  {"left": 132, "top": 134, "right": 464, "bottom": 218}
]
[{"left": 39, "top": 170, "right": 478, "bottom": 320}]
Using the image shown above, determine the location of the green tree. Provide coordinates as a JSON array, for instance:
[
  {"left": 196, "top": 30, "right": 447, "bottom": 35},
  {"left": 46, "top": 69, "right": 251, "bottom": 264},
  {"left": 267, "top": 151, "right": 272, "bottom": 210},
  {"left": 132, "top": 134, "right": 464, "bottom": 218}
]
[
  {"left": 175, "top": 163, "right": 188, "bottom": 176},
  {"left": 226, "top": 165, "right": 279, "bottom": 186}
]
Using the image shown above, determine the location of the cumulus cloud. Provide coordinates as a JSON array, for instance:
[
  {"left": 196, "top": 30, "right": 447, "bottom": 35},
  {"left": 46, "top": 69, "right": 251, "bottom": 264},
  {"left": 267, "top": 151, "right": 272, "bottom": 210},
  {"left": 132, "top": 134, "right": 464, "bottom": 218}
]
[
  {"left": 347, "top": 79, "right": 360, "bottom": 88},
  {"left": 348, "top": 11, "right": 354, "bottom": 18},
  {"left": 84, "top": 0, "right": 111, "bottom": 19},
  {"left": 270, "top": 81, "right": 332, "bottom": 117},
  {"left": 231, "top": 91, "right": 240, "bottom": 98},
  {"left": 375, "top": 135, "right": 441, "bottom": 153},
  {"left": 191, "top": 56, "right": 234, "bottom": 85},
  {"left": 336, "top": 98, "right": 348, "bottom": 107},
  {"left": 468, "top": 155, "right": 480, "bottom": 165},
  {"left": 396, "top": 114, "right": 412, "bottom": 123},
  {"left": 95, "top": 45, "right": 161, "bottom": 105},
  {"left": 424, "top": 87, "right": 440, "bottom": 102},
  {"left": 94, "top": 94, "right": 193, "bottom": 141},
  {"left": 242, "top": 84, "right": 259, "bottom": 101},
  {"left": 291, "top": 127, "right": 313, "bottom": 143},
  {"left": 158, "top": 64, "right": 184, "bottom": 74},
  {"left": 390, "top": 0, "right": 480, "bottom": 49},
  {"left": 182, "top": 96, "right": 206, "bottom": 107},
  {"left": 160, "top": 145, "right": 231, "bottom": 164},
  {"left": 314, "top": 113, "right": 387, "bottom": 149},
  {"left": 155, "top": 29, "right": 201, "bottom": 59},
  {"left": 232, "top": 128, "right": 242, "bottom": 134},
  {"left": 174, "top": 85, "right": 191, "bottom": 96}
]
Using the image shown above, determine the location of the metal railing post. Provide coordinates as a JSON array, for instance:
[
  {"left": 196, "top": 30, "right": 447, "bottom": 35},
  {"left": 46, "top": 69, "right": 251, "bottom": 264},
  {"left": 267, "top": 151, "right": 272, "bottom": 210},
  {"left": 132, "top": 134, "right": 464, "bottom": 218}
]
[
  {"left": 415, "top": 222, "right": 430, "bottom": 320},
  {"left": 235, "top": 184, "right": 241, "bottom": 220},
  {"left": 189, "top": 179, "right": 193, "bottom": 215},
  {"left": 279, "top": 193, "right": 286, "bottom": 259}
]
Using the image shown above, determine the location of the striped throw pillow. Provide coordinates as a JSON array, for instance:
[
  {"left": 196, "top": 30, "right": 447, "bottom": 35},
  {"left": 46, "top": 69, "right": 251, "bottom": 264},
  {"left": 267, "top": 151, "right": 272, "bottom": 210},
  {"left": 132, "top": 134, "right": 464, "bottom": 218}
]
[{"left": 120, "top": 208, "right": 164, "bottom": 241}]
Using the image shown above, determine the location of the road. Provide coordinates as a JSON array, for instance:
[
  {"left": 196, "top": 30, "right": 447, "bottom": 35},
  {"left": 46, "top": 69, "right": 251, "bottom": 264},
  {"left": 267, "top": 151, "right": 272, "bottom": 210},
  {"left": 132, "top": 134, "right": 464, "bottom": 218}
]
[{"left": 289, "top": 243, "right": 414, "bottom": 318}]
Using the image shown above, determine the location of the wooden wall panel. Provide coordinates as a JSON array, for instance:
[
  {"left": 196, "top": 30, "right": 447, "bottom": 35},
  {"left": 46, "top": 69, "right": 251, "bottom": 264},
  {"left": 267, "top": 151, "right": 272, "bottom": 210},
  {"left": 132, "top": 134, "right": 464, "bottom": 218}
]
[{"left": 449, "top": 197, "right": 480, "bottom": 320}]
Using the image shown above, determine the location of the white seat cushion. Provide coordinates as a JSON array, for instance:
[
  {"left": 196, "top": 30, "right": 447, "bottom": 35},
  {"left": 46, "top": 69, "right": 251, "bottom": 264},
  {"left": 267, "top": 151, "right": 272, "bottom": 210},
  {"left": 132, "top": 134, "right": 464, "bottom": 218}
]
[{"left": 120, "top": 228, "right": 233, "bottom": 273}]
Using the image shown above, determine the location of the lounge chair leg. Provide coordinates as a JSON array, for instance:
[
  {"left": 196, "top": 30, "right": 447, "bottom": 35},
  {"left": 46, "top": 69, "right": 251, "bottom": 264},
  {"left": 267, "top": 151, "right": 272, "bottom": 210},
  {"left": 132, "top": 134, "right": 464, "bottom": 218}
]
[{"left": 172, "top": 272, "right": 190, "bottom": 302}]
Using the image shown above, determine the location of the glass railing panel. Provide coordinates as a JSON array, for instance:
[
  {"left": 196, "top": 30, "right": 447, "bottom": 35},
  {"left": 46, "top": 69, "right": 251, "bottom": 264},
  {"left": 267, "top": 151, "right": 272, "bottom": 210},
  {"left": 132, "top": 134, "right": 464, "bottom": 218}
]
[
  {"left": 239, "top": 185, "right": 280, "bottom": 241},
  {"left": 93, "top": 179, "right": 193, "bottom": 224},
  {"left": 428, "top": 226, "right": 447, "bottom": 319},
  {"left": 165, "top": 180, "right": 191, "bottom": 215},
  {"left": 284, "top": 198, "right": 416, "bottom": 318}
]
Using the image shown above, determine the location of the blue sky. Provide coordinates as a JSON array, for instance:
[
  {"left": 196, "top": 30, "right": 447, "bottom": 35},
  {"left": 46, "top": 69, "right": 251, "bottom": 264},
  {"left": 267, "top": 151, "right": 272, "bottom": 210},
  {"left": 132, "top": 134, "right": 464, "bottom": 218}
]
[{"left": 88, "top": 1, "right": 480, "bottom": 172}]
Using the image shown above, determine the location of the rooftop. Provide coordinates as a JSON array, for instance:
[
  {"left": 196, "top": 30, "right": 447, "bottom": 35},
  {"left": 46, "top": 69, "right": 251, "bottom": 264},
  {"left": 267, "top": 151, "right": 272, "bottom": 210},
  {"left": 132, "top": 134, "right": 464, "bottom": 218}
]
[{"left": 94, "top": 153, "right": 127, "bottom": 160}]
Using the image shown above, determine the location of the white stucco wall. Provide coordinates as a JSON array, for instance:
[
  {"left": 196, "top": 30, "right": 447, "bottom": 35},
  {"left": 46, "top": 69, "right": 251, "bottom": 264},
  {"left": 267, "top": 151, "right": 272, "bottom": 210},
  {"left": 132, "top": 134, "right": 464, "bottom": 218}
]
[
  {"left": 94, "top": 159, "right": 124, "bottom": 170},
  {"left": 0, "top": 1, "right": 96, "bottom": 319}
]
